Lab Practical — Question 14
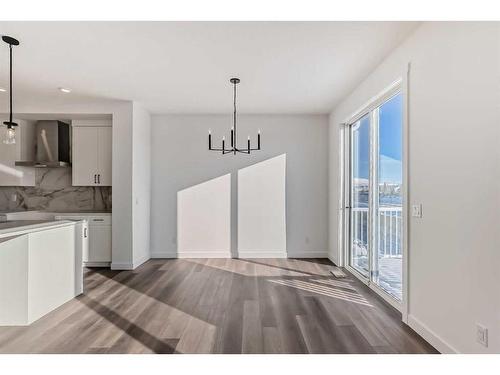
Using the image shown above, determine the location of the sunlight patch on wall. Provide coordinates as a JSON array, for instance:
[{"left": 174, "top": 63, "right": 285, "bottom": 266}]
[
  {"left": 177, "top": 174, "right": 231, "bottom": 257},
  {"left": 238, "top": 154, "right": 286, "bottom": 257}
]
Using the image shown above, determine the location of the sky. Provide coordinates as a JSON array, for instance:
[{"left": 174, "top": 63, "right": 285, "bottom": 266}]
[{"left": 352, "top": 93, "right": 402, "bottom": 184}]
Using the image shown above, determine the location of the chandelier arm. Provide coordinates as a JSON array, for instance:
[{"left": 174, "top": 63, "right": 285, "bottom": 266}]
[{"left": 208, "top": 77, "right": 259, "bottom": 155}]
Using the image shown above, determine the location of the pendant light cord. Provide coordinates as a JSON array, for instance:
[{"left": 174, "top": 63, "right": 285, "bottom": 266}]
[{"left": 8, "top": 44, "right": 13, "bottom": 125}]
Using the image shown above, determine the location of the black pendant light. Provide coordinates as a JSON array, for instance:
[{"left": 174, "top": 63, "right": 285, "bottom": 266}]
[
  {"left": 2, "top": 35, "right": 20, "bottom": 145},
  {"left": 208, "top": 78, "right": 261, "bottom": 155}
]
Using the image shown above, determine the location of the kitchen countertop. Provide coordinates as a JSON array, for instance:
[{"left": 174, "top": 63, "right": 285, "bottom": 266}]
[
  {"left": 0, "top": 211, "right": 112, "bottom": 222},
  {"left": 0, "top": 220, "right": 55, "bottom": 230},
  {"left": 0, "top": 210, "right": 112, "bottom": 214},
  {"left": 0, "top": 219, "right": 79, "bottom": 238},
  {"left": 52, "top": 211, "right": 112, "bottom": 216}
]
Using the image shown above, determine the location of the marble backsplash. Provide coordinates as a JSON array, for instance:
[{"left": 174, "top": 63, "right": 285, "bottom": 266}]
[{"left": 0, "top": 168, "right": 112, "bottom": 212}]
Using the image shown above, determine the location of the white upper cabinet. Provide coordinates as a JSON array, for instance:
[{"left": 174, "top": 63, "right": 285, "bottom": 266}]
[
  {"left": 72, "top": 127, "right": 100, "bottom": 186},
  {"left": 0, "top": 119, "right": 36, "bottom": 186},
  {"left": 72, "top": 121, "right": 112, "bottom": 186},
  {"left": 97, "top": 127, "right": 112, "bottom": 186}
]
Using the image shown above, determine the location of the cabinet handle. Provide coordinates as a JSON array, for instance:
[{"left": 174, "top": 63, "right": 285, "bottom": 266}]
[
  {"left": 94, "top": 174, "right": 97, "bottom": 184},
  {"left": 98, "top": 174, "right": 100, "bottom": 184},
  {"left": 84, "top": 228, "right": 88, "bottom": 238}
]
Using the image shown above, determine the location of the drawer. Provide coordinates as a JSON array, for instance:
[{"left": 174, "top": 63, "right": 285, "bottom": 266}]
[
  {"left": 55, "top": 215, "right": 111, "bottom": 225},
  {"left": 88, "top": 216, "right": 111, "bottom": 225},
  {"left": 54, "top": 215, "right": 87, "bottom": 222}
]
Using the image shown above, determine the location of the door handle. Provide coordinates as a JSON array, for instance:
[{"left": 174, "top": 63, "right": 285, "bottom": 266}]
[{"left": 84, "top": 227, "right": 88, "bottom": 238}]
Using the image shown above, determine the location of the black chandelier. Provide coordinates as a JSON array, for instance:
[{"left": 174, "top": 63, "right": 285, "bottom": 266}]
[
  {"left": 208, "top": 78, "right": 261, "bottom": 155},
  {"left": 2, "top": 35, "right": 20, "bottom": 145}
]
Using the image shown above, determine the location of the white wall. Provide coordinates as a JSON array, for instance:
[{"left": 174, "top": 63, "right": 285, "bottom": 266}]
[
  {"left": 329, "top": 22, "right": 500, "bottom": 353},
  {"left": 132, "top": 103, "right": 152, "bottom": 268},
  {"left": 110, "top": 102, "right": 135, "bottom": 269},
  {"left": 150, "top": 114, "right": 328, "bottom": 258}
]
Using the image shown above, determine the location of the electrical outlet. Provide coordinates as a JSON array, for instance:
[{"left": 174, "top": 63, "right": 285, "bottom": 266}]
[
  {"left": 411, "top": 204, "right": 422, "bottom": 218},
  {"left": 476, "top": 323, "right": 488, "bottom": 347}
]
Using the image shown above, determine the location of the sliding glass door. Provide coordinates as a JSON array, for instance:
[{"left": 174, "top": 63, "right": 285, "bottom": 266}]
[
  {"left": 349, "top": 115, "right": 370, "bottom": 278},
  {"left": 347, "top": 91, "right": 403, "bottom": 302},
  {"left": 374, "top": 94, "right": 403, "bottom": 300}
]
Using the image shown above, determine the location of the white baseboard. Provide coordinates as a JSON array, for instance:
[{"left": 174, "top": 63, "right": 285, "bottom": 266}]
[
  {"left": 110, "top": 254, "right": 151, "bottom": 271},
  {"left": 110, "top": 261, "right": 135, "bottom": 270},
  {"left": 151, "top": 249, "right": 232, "bottom": 259},
  {"left": 178, "top": 251, "right": 232, "bottom": 258},
  {"left": 238, "top": 251, "right": 287, "bottom": 258},
  {"left": 327, "top": 254, "right": 338, "bottom": 266},
  {"left": 286, "top": 251, "right": 329, "bottom": 258},
  {"left": 132, "top": 253, "right": 150, "bottom": 269},
  {"left": 150, "top": 250, "right": 329, "bottom": 259},
  {"left": 151, "top": 251, "right": 177, "bottom": 259},
  {"left": 407, "top": 314, "right": 458, "bottom": 354},
  {"left": 84, "top": 261, "right": 110, "bottom": 267}
]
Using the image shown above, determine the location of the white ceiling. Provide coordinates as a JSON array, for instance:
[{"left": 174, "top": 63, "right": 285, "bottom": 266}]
[{"left": 0, "top": 22, "right": 419, "bottom": 114}]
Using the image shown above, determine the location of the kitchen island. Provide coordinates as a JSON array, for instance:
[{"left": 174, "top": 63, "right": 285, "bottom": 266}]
[
  {"left": 1, "top": 211, "right": 112, "bottom": 268},
  {"left": 0, "top": 220, "right": 84, "bottom": 326}
]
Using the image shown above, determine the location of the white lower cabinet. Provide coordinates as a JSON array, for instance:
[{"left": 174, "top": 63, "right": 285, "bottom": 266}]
[
  {"left": 55, "top": 214, "right": 112, "bottom": 267},
  {"left": 88, "top": 224, "right": 111, "bottom": 264}
]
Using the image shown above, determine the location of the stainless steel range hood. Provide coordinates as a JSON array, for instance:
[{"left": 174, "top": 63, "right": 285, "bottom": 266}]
[{"left": 15, "top": 120, "right": 71, "bottom": 168}]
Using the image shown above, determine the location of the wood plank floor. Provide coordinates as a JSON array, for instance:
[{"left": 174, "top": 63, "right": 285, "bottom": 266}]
[{"left": 0, "top": 258, "right": 437, "bottom": 354}]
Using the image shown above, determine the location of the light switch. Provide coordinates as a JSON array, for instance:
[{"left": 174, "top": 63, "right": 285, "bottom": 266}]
[{"left": 412, "top": 204, "right": 422, "bottom": 218}]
